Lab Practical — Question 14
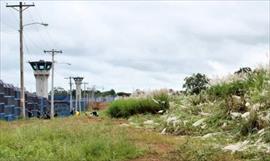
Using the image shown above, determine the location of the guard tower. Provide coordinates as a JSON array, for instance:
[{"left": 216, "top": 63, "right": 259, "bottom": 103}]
[
  {"left": 29, "top": 60, "right": 52, "bottom": 99},
  {"left": 73, "top": 77, "right": 83, "bottom": 112}
]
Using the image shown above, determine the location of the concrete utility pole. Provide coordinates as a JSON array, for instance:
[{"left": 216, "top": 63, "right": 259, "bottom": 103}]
[
  {"left": 44, "top": 49, "right": 63, "bottom": 118},
  {"left": 91, "top": 85, "right": 96, "bottom": 103},
  {"left": 82, "top": 82, "right": 88, "bottom": 110},
  {"left": 6, "top": 2, "right": 35, "bottom": 118},
  {"left": 86, "top": 87, "right": 90, "bottom": 107},
  {"left": 65, "top": 77, "right": 73, "bottom": 112},
  {"left": 268, "top": 51, "right": 270, "bottom": 72}
]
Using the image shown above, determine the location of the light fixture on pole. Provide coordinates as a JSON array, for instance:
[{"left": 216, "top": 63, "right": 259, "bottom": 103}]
[
  {"left": 44, "top": 49, "right": 63, "bottom": 119},
  {"left": 6, "top": 0, "right": 49, "bottom": 119}
]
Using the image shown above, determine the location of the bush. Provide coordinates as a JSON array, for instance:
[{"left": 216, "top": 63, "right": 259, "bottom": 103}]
[{"left": 107, "top": 92, "right": 169, "bottom": 118}]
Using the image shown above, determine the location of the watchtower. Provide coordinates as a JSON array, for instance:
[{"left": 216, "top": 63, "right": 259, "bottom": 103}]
[{"left": 29, "top": 60, "right": 52, "bottom": 99}]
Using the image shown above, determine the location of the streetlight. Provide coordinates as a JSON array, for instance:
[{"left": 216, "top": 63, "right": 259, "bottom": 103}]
[
  {"left": 24, "top": 22, "right": 48, "bottom": 27},
  {"left": 20, "top": 22, "right": 48, "bottom": 118},
  {"left": 44, "top": 50, "right": 63, "bottom": 119}
]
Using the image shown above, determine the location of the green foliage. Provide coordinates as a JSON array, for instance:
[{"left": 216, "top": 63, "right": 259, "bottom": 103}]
[
  {"left": 188, "top": 91, "right": 209, "bottom": 106},
  {"left": 208, "top": 80, "right": 247, "bottom": 99},
  {"left": 152, "top": 90, "right": 170, "bottom": 110},
  {"left": 262, "top": 130, "right": 270, "bottom": 143},
  {"left": 183, "top": 73, "right": 209, "bottom": 95},
  {"left": 208, "top": 68, "right": 269, "bottom": 100},
  {"left": 49, "top": 87, "right": 68, "bottom": 96},
  {"left": 0, "top": 118, "right": 143, "bottom": 161},
  {"left": 107, "top": 92, "right": 169, "bottom": 118},
  {"left": 117, "top": 92, "right": 131, "bottom": 97},
  {"left": 94, "top": 89, "right": 117, "bottom": 97},
  {"left": 234, "top": 67, "right": 252, "bottom": 75},
  {"left": 107, "top": 98, "right": 165, "bottom": 118}
]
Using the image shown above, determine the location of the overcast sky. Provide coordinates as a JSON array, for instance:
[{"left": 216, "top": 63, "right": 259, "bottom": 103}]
[{"left": 0, "top": 1, "right": 269, "bottom": 92}]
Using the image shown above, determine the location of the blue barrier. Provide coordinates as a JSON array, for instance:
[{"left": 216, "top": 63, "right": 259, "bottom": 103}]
[
  {"left": 4, "top": 114, "right": 15, "bottom": 121},
  {"left": 4, "top": 105, "right": 14, "bottom": 114},
  {"left": 0, "top": 93, "right": 4, "bottom": 103},
  {"left": 0, "top": 113, "right": 5, "bottom": 120},
  {"left": 14, "top": 107, "right": 21, "bottom": 116},
  {"left": 0, "top": 103, "right": 4, "bottom": 113}
]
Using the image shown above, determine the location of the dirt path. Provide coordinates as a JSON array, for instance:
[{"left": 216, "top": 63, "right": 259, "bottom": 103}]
[{"left": 83, "top": 115, "right": 180, "bottom": 161}]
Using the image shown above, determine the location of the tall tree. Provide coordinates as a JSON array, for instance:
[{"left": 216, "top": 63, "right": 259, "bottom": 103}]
[{"left": 183, "top": 73, "right": 209, "bottom": 95}]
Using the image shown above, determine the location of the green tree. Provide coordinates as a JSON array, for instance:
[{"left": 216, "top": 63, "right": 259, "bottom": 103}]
[
  {"left": 234, "top": 67, "right": 252, "bottom": 75},
  {"left": 49, "top": 87, "right": 68, "bottom": 96},
  {"left": 183, "top": 73, "right": 209, "bottom": 95}
]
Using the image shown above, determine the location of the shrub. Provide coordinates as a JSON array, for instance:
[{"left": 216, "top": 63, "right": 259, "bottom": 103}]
[{"left": 107, "top": 92, "right": 169, "bottom": 118}]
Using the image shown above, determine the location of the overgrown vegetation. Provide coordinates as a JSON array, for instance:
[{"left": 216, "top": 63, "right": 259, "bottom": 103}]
[
  {"left": 107, "top": 91, "right": 169, "bottom": 118},
  {"left": 125, "top": 67, "right": 270, "bottom": 159}
]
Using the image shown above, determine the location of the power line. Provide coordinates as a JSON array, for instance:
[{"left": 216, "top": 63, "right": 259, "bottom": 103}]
[
  {"left": 33, "top": 7, "right": 56, "bottom": 48},
  {"left": 1, "top": 21, "right": 19, "bottom": 31},
  {"left": 23, "top": 35, "right": 31, "bottom": 56},
  {"left": 27, "top": 9, "right": 51, "bottom": 49}
]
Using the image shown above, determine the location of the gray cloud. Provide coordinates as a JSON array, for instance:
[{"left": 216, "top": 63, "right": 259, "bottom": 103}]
[{"left": 1, "top": 1, "right": 269, "bottom": 92}]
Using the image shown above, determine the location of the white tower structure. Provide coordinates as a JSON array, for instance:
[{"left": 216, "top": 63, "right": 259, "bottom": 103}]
[
  {"left": 73, "top": 77, "right": 83, "bottom": 112},
  {"left": 29, "top": 60, "right": 52, "bottom": 98}
]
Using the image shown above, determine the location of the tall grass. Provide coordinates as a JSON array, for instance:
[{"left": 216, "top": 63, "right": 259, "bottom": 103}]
[
  {"left": 208, "top": 68, "right": 269, "bottom": 100},
  {"left": 108, "top": 91, "right": 169, "bottom": 118},
  {"left": 0, "top": 117, "right": 143, "bottom": 161}
]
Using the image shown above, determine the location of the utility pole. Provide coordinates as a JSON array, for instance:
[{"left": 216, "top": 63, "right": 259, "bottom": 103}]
[
  {"left": 6, "top": 2, "right": 35, "bottom": 118},
  {"left": 44, "top": 49, "right": 62, "bottom": 118},
  {"left": 268, "top": 51, "right": 270, "bottom": 72},
  {"left": 65, "top": 77, "right": 73, "bottom": 112},
  {"left": 82, "top": 82, "right": 88, "bottom": 110},
  {"left": 91, "top": 85, "right": 96, "bottom": 104},
  {"left": 86, "top": 87, "right": 90, "bottom": 107}
]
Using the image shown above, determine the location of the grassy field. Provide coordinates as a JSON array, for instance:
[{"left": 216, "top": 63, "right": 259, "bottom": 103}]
[
  {"left": 1, "top": 69, "right": 269, "bottom": 161},
  {"left": 0, "top": 114, "right": 262, "bottom": 161},
  {"left": 0, "top": 116, "right": 143, "bottom": 161}
]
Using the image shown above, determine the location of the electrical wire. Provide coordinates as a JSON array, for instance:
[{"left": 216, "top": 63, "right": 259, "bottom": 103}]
[
  {"left": 27, "top": 9, "right": 51, "bottom": 49},
  {"left": 33, "top": 7, "right": 57, "bottom": 48}
]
